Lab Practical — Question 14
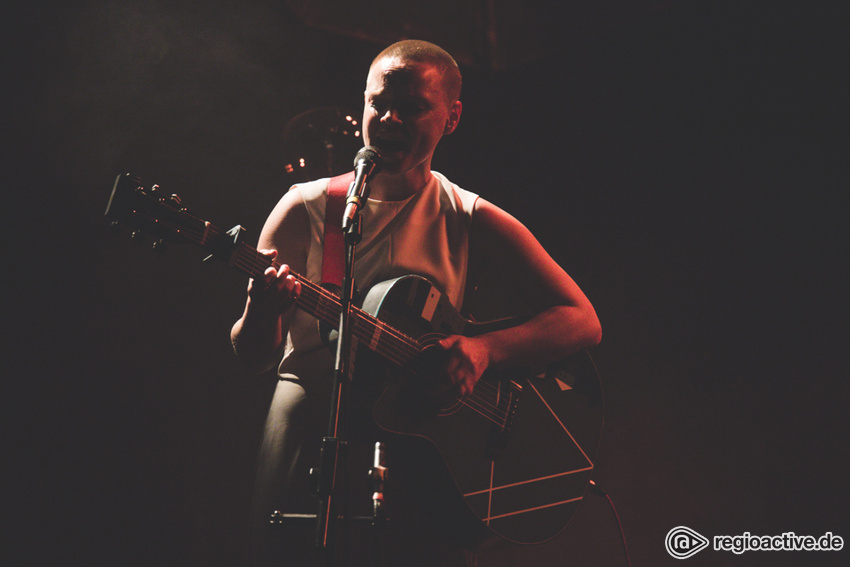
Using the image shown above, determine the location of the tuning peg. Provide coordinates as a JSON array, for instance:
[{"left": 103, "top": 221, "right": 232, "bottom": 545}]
[
  {"left": 152, "top": 239, "right": 167, "bottom": 253},
  {"left": 130, "top": 230, "right": 143, "bottom": 240},
  {"left": 169, "top": 193, "right": 182, "bottom": 206}
]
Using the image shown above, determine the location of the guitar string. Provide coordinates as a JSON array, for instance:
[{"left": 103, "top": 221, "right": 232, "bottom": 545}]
[
  {"left": 239, "top": 247, "right": 415, "bottom": 347},
  {"left": 236, "top": 249, "right": 448, "bottom": 369},
  {"left": 147, "top": 216, "right": 509, "bottom": 412},
  {"left": 231, "top": 252, "right": 471, "bottom": 389},
  {"left": 217, "top": 239, "right": 469, "bottom": 381},
  {"left": 456, "top": 396, "right": 511, "bottom": 427},
  {"left": 233, "top": 247, "right": 512, "bottom": 424},
  {"left": 356, "top": 322, "right": 512, "bottom": 424},
  {"left": 452, "top": 399, "right": 505, "bottom": 426},
  {"left": 135, "top": 213, "right": 431, "bottom": 368},
  {"left": 148, "top": 216, "right": 511, "bottom": 423},
  {"left": 136, "top": 214, "right": 355, "bottom": 327}
]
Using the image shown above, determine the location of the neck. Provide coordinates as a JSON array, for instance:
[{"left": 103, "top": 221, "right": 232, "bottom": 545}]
[{"left": 369, "top": 165, "right": 433, "bottom": 201}]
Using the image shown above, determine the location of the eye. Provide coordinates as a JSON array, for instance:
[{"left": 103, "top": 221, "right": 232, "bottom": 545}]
[
  {"left": 369, "top": 99, "right": 389, "bottom": 115},
  {"left": 398, "top": 100, "right": 428, "bottom": 116}
]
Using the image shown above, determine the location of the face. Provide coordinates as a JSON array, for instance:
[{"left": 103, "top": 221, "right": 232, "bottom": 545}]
[{"left": 362, "top": 56, "right": 461, "bottom": 177}]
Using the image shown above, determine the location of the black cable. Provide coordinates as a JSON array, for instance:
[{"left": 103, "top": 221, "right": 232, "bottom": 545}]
[{"left": 589, "top": 480, "right": 633, "bottom": 567}]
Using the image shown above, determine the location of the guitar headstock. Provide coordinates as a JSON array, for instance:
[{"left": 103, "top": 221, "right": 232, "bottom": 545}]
[
  {"left": 105, "top": 173, "right": 207, "bottom": 250},
  {"left": 105, "top": 173, "right": 260, "bottom": 276}
]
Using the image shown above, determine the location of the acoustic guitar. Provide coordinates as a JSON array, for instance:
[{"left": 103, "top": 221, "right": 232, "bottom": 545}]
[{"left": 105, "top": 173, "right": 603, "bottom": 545}]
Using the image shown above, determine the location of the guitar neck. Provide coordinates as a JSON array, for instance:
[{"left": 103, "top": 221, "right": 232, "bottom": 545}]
[
  {"left": 227, "top": 239, "right": 342, "bottom": 328},
  {"left": 110, "top": 173, "right": 423, "bottom": 369},
  {"left": 200, "top": 225, "right": 423, "bottom": 367}
]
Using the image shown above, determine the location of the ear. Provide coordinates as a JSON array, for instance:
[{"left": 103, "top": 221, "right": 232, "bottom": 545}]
[{"left": 444, "top": 100, "right": 462, "bottom": 135}]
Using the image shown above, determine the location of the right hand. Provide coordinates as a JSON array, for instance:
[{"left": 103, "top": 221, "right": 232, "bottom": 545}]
[{"left": 246, "top": 249, "right": 301, "bottom": 316}]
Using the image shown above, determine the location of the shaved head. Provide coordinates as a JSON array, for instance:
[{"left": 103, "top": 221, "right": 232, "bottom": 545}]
[{"left": 370, "top": 40, "right": 462, "bottom": 104}]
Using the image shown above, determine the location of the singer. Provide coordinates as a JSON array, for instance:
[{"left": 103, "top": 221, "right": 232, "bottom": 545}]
[{"left": 230, "top": 40, "right": 601, "bottom": 567}]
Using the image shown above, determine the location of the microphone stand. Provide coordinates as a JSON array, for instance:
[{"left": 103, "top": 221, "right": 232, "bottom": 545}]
[
  {"left": 313, "top": 218, "right": 358, "bottom": 558},
  {"left": 314, "top": 187, "right": 377, "bottom": 567},
  {"left": 312, "top": 148, "right": 382, "bottom": 565}
]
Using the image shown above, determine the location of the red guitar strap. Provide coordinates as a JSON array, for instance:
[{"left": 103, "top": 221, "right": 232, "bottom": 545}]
[{"left": 321, "top": 171, "right": 355, "bottom": 288}]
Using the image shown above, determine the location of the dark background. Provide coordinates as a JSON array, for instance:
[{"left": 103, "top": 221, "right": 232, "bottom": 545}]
[{"left": 4, "top": 1, "right": 848, "bottom": 566}]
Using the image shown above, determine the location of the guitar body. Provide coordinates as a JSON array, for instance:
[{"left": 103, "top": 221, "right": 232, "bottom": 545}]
[{"left": 360, "top": 275, "right": 604, "bottom": 545}]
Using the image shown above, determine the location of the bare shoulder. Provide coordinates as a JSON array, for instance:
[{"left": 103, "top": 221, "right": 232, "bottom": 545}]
[
  {"left": 467, "top": 197, "right": 588, "bottom": 315},
  {"left": 469, "top": 197, "right": 546, "bottom": 264},
  {"left": 257, "top": 185, "right": 311, "bottom": 272}
]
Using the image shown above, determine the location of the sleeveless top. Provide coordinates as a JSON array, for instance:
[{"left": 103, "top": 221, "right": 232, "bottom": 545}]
[{"left": 277, "top": 171, "right": 479, "bottom": 383}]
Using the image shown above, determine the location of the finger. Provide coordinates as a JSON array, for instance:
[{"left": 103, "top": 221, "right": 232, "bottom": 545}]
[
  {"left": 265, "top": 264, "right": 292, "bottom": 291},
  {"left": 270, "top": 274, "right": 301, "bottom": 312},
  {"left": 265, "top": 266, "right": 281, "bottom": 284},
  {"left": 279, "top": 273, "right": 297, "bottom": 295},
  {"left": 247, "top": 271, "right": 273, "bottom": 294},
  {"left": 444, "top": 357, "right": 461, "bottom": 384},
  {"left": 457, "top": 365, "right": 472, "bottom": 394}
]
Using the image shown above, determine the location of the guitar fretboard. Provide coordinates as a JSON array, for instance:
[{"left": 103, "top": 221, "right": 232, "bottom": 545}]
[
  {"left": 117, "top": 179, "right": 424, "bottom": 370},
  {"left": 217, "top": 230, "right": 424, "bottom": 369}
]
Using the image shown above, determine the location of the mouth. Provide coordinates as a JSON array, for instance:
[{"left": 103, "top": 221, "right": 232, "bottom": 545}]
[{"left": 372, "top": 135, "right": 408, "bottom": 156}]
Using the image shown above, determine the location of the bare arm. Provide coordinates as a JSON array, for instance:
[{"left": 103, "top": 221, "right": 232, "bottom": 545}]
[
  {"left": 439, "top": 197, "right": 601, "bottom": 395},
  {"left": 230, "top": 187, "right": 310, "bottom": 375}
]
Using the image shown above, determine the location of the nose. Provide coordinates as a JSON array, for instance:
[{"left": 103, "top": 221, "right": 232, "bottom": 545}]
[{"left": 380, "top": 107, "right": 401, "bottom": 124}]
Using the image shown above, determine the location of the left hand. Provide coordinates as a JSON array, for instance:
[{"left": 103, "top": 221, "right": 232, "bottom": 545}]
[{"left": 436, "top": 335, "right": 490, "bottom": 397}]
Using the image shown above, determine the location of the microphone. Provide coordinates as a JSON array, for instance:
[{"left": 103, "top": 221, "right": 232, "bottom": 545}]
[{"left": 342, "top": 146, "right": 382, "bottom": 230}]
